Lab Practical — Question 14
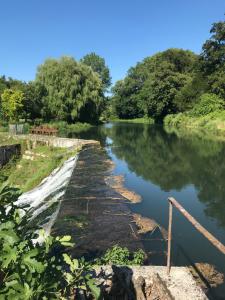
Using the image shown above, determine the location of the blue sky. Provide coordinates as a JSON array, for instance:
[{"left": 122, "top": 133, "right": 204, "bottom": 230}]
[{"left": 0, "top": 0, "right": 224, "bottom": 84}]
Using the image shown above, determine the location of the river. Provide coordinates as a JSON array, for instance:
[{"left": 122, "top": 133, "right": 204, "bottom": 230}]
[{"left": 68, "top": 122, "right": 225, "bottom": 299}]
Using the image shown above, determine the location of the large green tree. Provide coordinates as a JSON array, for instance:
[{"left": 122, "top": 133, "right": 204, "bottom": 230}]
[
  {"left": 112, "top": 79, "right": 144, "bottom": 119},
  {"left": 174, "top": 72, "right": 208, "bottom": 112},
  {"left": 35, "top": 56, "right": 104, "bottom": 123},
  {"left": 199, "top": 19, "right": 225, "bottom": 100},
  {"left": 112, "top": 48, "right": 197, "bottom": 121},
  {"left": 22, "top": 82, "right": 46, "bottom": 120},
  {"left": 81, "top": 53, "right": 111, "bottom": 91},
  {"left": 200, "top": 21, "right": 225, "bottom": 75}
]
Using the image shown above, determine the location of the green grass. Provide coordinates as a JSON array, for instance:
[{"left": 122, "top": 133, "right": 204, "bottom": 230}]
[
  {"left": 0, "top": 121, "right": 8, "bottom": 133},
  {"left": 41, "top": 121, "right": 93, "bottom": 136},
  {"left": 0, "top": 121, "right": 93, "bottom": 137},
  {"left": 0, "top": 133, "right": 21, "bottom": 146},
  {"left": 6, "top": 144, "right": 79, "bottom": 192},
  {"left": 110, "top": 117, "right": 154, "bottom": 124}
]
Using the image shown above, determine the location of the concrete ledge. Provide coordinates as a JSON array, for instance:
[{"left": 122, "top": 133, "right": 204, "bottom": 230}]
[
  {"left": 94, "top": 265, "right": 208, "bottom": 300},
  {"left": 13, "top": 134, "right": 99, "bottom": 148}
]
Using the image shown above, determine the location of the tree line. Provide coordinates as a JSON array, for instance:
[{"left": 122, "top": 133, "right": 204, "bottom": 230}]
[
  {"left": 1, "top": 16, "right": 224, "bottom": 125},
  {"left": 111, "top": 17, "right": 225, "bottom": 122},
  {"left": 0, "top": 53, "right": 111, "bottom": 124}
]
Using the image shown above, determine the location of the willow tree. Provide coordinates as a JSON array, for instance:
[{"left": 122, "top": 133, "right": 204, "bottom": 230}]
[{"left": 35, "top": 56, "right": 104, "bottom": 123}]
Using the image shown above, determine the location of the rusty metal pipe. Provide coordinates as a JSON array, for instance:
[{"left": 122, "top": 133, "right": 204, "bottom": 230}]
[
  {"left": 168, "top": 197, "right": 225, "bottom": 256},
  {"left": 167, "top": 201, "right": 173, "bottom": 275}
]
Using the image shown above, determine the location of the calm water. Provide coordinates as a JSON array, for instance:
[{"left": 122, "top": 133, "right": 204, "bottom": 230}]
[{"left": 69, "top": 122, "right": 225, "bottom": 299}]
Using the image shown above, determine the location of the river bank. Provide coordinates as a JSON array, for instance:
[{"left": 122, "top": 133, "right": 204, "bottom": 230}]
[
  {"left": 0, "top": 134, "right": 98, "bottom": 192},
  {"left": 0, "top": 138, "right": 79, "bottom": 192},
  {"left": 110, "top": 117, "right": 154, "bottom": 124},
  {"left": 164, "top": 111, "right": 225, "bottom": 141},
  {"left": 0, "top": 135, "right": 99, "bottom": 235}
]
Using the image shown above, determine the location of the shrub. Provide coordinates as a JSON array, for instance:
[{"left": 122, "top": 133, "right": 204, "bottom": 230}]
[
  {"left": 0, "top": 186, "right": 100, "bottom": 300},
  {"left": 95, "top": 245, "right": 145, "bottom": 266},
  {"left": 191, "top": 93, "right": 225, "bottom": 117}
]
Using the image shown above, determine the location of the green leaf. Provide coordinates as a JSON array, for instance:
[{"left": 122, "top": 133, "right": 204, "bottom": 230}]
[
  {"left": 63, "top": 253, "right": 79, "bottom": 272},
  {"left": 63, "top": 253, "right": 73, "bottom": 267},
  {"left": 1, "top": 244, "right": 18, "bottom": 268},
  {"left": 22, "top": 249, "right": 45, "bottom": 273},
  {"left": 64, "top": 272, "right": 73, "bottom": 284},
  {"left": 56, "top": 235, "right": 71, "bottom": 242},
  {"left": 87, "top": 279, "right": 101, "bottom": 300},
  {"left": 0, "top": 229, "right": 19, "bottom": 245},
  {"left": 56, "top": 235, "right": 74, "bottom": 247}
]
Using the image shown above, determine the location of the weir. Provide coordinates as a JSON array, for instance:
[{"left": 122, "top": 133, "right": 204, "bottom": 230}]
[
  {"left": 12, "top": 135, "right": 98, "bottom": 235},
  {"left": 53, "top": 143, "right": 144, "bottom": 257},
  {"left": 15, "top": 155, "right": 78, "bottom": 235},
  {"left": 51, "top": 142, "right": 208, "bottom": 299},
  {"left": 9, "top": 135, "right": 211, "bottom": 299}
]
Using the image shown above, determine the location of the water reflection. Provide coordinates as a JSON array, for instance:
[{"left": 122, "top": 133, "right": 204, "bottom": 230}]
[
  {"left": 105, "top": 123, "right": 225, "bottom": 228},
  {"left": 67, "top": 122, "right": 225, "bottom": 298}
]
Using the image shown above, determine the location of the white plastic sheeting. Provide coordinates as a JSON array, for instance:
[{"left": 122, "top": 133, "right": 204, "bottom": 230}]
[{"left": 15, "top": 155, "right": 78, "bottom": 235}]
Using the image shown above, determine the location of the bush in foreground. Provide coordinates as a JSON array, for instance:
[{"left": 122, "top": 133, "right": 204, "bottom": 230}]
[
  {"left": 0, "top": 186, "right": 100, "bottom": 300},
  {"left": 0, "top": 186, "right": 145, "bottom": 299}
]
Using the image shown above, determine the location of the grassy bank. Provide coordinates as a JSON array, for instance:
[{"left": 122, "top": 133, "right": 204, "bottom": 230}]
[
  {"left": 1, "top": 121, "right": 93, "bottom": 137},
  {"left": 44, "top": 121, "right": 93, "bottom": 136},
  {"left": 164, "top": 111, "right": 225, "bottom": 139},
  {"left": 0, "top": 132, "right": 23, "bottom": 145},
  {"left": 110, "top": 117, "right": 154, "bottom": 124},
  {"left": 4, "top": 144, "right": 79, "bottom": 192}
]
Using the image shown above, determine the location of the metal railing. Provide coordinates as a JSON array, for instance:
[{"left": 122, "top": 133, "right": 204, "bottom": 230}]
[{"left": 167, "top": 197, "right": 225, "bottom": 275}]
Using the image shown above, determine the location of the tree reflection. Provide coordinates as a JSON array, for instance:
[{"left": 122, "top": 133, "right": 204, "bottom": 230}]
[{"left": 107, "top": 123, "right": 225, "bottom": 227}]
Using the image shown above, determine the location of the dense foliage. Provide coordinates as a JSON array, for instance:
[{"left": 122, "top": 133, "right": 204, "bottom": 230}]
[
  {"left": 81, "top": 53, "right": 111, "bottom": 91},
  {"left": 190, "top": 93, "right": 225, "bottom": 117},
  {"left": 1, "top": 89, "right": 24, "bottom": 121},
  {"left": 0, "top": 54, "right": 111, "bottom": 124},
  {"left": 35, "top": 56, "right": 104, "bottom": 124},
  {"left": 112, "top": 49, "right": 197, "bottom": 121},
  {"left": 95, "top": 245, "right": 145, "bottom": 266},
  {"left": 111, "top": 17, "right": 225, "bottom": 123},
  {"left": 0, "top": 186, "right": 100, "bottom": 300},
  {"left": 0, "top": 185, "right": 145, "bottom": 299}
]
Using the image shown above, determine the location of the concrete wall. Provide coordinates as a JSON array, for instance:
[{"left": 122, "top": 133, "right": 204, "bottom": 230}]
[
  {"left": 15, "top": 134, "right": 99, "bottom": 149},
  {"left": 0, "top": 144, "right": 21, "bottom": 168}
]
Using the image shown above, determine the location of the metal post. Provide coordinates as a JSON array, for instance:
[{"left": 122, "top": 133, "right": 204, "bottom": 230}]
[{"left": 167, "top": 201, "right": 173, "bottom": 275}]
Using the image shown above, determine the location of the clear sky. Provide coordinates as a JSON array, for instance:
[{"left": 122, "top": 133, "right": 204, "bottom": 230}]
[{"left": 0, "top": 0, "right": 224, "bottom": 84}]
